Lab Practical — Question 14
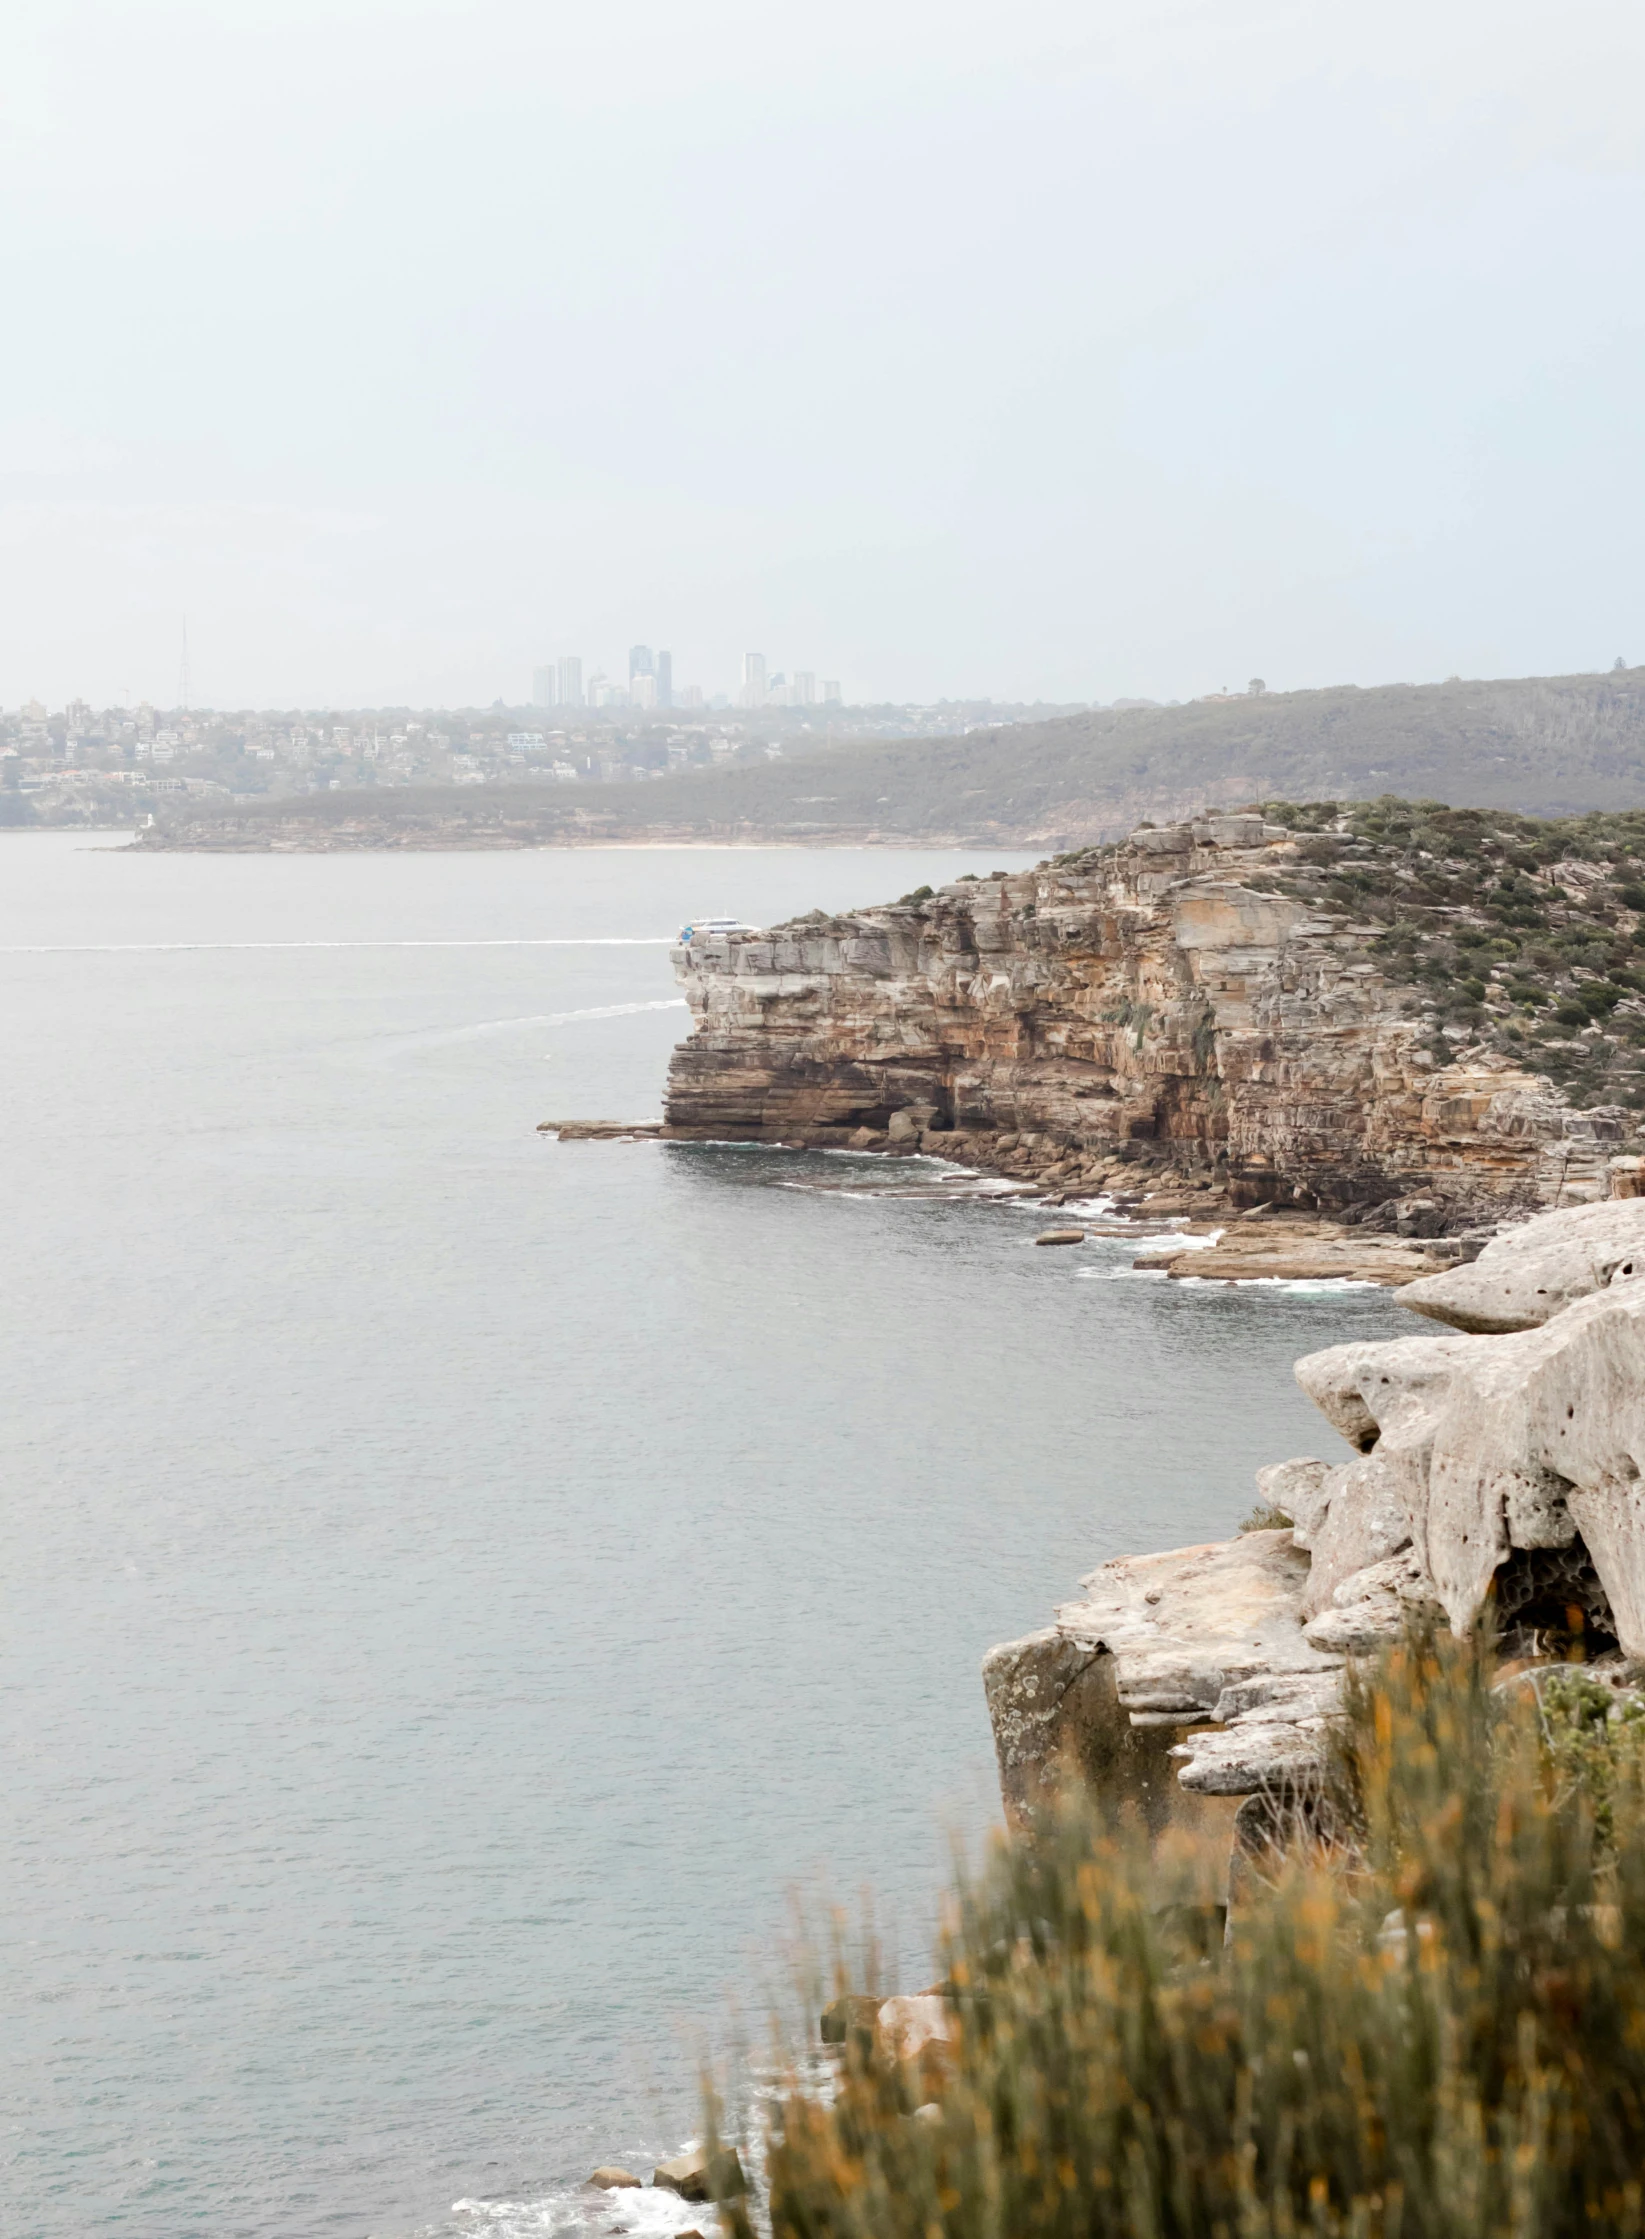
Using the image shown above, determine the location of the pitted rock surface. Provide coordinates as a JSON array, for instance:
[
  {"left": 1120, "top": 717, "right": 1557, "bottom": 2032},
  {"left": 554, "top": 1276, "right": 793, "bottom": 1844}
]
[
  {"left": 1399, "top": 1197, "right": 1645, "bottom": 1333},
  {"left": 982, "top": 1202, "right": 1645, "bottom": 1825}
]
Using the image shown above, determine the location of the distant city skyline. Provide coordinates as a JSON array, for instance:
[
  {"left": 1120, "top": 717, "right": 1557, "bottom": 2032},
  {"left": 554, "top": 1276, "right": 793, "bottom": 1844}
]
[
  {"left": 531, "top": 646, "right": 843, "bottom": 713},
  {"left": 2, "top": 4, "right": 1640, "bottom": 711}
]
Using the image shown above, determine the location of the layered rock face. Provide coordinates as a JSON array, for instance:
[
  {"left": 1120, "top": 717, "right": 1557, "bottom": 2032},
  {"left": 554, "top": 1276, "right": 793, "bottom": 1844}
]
[
  {"left": 983, "top": 1199, "right": 1645, "bottom": 1835},
  {"left": 667, "top": 816, "right": 1621, "bottom": 1215}
]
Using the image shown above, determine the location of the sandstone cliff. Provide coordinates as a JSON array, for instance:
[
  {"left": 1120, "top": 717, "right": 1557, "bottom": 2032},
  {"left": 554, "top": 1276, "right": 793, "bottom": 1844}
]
[
  {"left": 982, "top": 1198, "right": 1645, "bottom": 1853},
  {"left": 666, "top": 811, "right": 1627, "bottom": 1218}
]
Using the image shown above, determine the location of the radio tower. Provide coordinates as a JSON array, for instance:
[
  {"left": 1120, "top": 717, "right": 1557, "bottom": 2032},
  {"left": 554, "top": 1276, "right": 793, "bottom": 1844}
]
[{"left": 178, "top": 617, "right": 192, "bottom": 713}]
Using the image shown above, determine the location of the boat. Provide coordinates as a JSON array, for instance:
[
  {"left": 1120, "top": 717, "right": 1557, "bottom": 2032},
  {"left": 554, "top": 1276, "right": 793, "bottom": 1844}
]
[{"left": 676, "top": 916, "right": 754, "bottom": 943}]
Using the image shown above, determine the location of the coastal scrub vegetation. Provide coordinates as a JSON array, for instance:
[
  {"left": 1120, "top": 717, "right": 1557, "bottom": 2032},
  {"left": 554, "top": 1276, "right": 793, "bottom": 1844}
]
[
  {"left": 138, "top": 669, "right": 1645, "bottom": 851},
  {"left": 1054, "top": 798, "right": 1645, "bottom": 1115},
  {"left": 720, "top": 1628, "right": 1645, "bottom": 2239},
  {"left": 1263, "top": 799, "right": 1645, "bottom": 1113}
]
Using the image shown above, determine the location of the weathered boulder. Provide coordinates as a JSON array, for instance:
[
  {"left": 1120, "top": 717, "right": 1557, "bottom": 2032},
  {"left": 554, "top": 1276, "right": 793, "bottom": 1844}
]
[
  {"left": 587, "top": 2167, "right": 642, "bottom": 2190},
  {"left": 1301, "top": 1550, "right": 1444, "bottom": 1653},
  {"left": 654, "top": 2146, "right": 748, "bottom": 2201},
  {"left": 1254, "top": 1457, "right": 1331, "bottom": 1536},
  {"left": 982, "top": 1627, "right": 1209, "bottom": 1833},
  {"left": 985, "top": 1533, "right": 1348, "bottom": 1824},
  {"left": 1134, "top": 1233, "right": 1444, "bottom": 1286},
  {"left": 1053, "top": 1531, "right": 1330, "bottom": 1718},
  {"left": 1293, "top": 1286, "right": 1645, "bottom": 1646},
  {"left": 1399, "top": 1198, "right": 1645, "bottom": 1333},
  {"left": 1293, "top": 1331, "right": 1475, "bottom": 1453},
  {"left": 1296, "top": 1452, "right": 1414, "bottom": 1616},
  {"left": 819, "top": 1993, "right": 882, "bottom": 2046},
  {"left": 982, "top": 1202, "right": 1645, "bottom": 1844},
  {"left": 887, "top": 1103, "right": 937, "bottom": 1143},
  {"left": 876, "top": 1993, "right": 957, "bottom": 2089}
]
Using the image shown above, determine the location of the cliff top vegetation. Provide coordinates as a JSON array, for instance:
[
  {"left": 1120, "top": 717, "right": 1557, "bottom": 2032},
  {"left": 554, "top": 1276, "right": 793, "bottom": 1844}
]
[
  {"left": 731, "top": 1626, "right": 1645, "bottom": 2239},
  {"left": 1052, "top": 798, "right": 1645, "bottom": 1117}
]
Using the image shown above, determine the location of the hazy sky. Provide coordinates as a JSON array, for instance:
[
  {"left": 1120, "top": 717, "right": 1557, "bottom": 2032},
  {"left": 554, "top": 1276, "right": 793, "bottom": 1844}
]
[{"left": 2, "top": 0, "right": 1642, "bottom": 709}]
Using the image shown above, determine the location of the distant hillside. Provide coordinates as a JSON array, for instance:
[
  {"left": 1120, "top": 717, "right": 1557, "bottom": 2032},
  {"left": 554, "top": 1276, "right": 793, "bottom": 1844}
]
[{"left": 134, "top": 668, "right": 1645, "bottom": 850}]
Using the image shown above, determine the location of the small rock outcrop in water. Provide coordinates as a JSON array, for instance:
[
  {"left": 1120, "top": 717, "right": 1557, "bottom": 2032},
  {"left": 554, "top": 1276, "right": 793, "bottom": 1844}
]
[
  {"left": 665, "top": 819, "right": 1631, "bottom": 1219},
  {"left": 586, "top": 2167, "right": 642, "bottom": 2189},
  {"left": 983, "top": 1197, "right": 1645, "bottom": 1830},
  {"left": 654, "top": 2146, "right": 748, "bottom": 2201}
]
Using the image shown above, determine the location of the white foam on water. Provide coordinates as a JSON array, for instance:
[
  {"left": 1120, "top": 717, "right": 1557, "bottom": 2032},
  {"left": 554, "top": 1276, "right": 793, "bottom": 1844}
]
[
  {"left": 1076, "top": 1266, "right": 1171, "bottom": 1281},
  {"left": 405, "top": 998, "right": 685, "bottom": 1049},
  {"left": 449, "top": 2177, "right": 712, "bottom": 2239},
  {"left": 688, "top": 1138, "right": 796, "bottom": 1152},
  {"left": 1152, "top": 1225, "right": 1225, "bottom": 1250},
  {"left": 1174, "top": 1275, "right": 1380, "bottom": 1293},
  {"left": 447, "top": 2112, "right": 781, "bottom": 2239}
]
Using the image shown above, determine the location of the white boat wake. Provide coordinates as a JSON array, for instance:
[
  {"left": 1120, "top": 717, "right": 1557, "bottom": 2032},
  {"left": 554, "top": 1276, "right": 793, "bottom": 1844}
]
[{"left": 0, "top": 937, "right": 676, "bottom": 954}]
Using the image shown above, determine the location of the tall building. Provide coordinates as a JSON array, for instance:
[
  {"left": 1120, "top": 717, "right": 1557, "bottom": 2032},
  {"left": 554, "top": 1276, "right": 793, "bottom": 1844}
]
[
  {"left": 629, "top": 645, "right": 654, "bottom": 682},
  {"left": 631, "top": 672, "right": 657, "bottom": 709},
  {"left": 532, "top": 666, "right": 559, "bottom": 708},
  {"left": 657, "top": 650, "right": 673, "bottom": 708},
  {"left": 740, "top": 652, "right": 767, "bottom": 709},
  {"left": 793, "top": 671, "right": 816, "bottom": 706},
  {"left": 680, "top": 684, "right": 703, "bottom": 709},
  {"left": 822, "top": 680, "right": 842, "bottom": 704},
  {"left": 557, "top": 656, "right": 583, "bottom": 708}
]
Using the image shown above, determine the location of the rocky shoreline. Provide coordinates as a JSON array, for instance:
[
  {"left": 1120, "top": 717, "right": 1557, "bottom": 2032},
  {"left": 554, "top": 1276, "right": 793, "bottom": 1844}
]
[
  {"left": 984, "top": 1195, "right": 1645, "bottom": 1883},
  {"left": 660, "top": 814, "right": 1635, "bottom": 1230},
  {"left": 546, "top": 807, "right": 1645, "bottom": 1284},
  {"left": 536, "top": 1116, "right": 1498, "bottom": 1287}
]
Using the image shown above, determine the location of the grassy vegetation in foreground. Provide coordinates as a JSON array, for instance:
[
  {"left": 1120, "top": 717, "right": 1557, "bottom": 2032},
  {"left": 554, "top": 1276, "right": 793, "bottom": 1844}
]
[{"left": 719, "top": 1630, "right": 1645, "bottom": 2239}]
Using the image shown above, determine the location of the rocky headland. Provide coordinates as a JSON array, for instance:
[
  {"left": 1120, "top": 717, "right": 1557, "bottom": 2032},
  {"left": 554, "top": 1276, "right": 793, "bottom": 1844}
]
[{"left": 661, "top": 803, "right": 1645, "bottom": 1235}]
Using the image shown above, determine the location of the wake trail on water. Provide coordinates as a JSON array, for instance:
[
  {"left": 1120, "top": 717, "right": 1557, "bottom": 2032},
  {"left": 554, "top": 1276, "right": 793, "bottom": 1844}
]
[
  {"left": 0, "top": 937, "right": 676, "bottom": 954},
  {"left": 392, "top": 999, "right": 688, "bottom": 1050}
]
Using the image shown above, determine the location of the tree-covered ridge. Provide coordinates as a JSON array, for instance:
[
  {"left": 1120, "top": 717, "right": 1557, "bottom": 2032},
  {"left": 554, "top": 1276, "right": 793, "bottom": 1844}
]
[
  {"left": 138, "top": 668, "right": 1645, "bottom": 851},
  {"left": 1060, "top": 798, "right": 1645, "bottom": 1114}
]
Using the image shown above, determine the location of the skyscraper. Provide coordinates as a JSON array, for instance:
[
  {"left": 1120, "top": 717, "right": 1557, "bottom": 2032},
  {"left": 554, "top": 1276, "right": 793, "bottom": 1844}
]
[
  {"left": 822, "top": 680, "right": 842, "bottom": 704},
  {"left": 793, "top": 671, "right": 816, "bottom": 706},
  {"left": 558, "top": 656, "right": 584, "bottom": 708},
  {"left": 532, "top": 666, "right": 558, "bottom": 708},
  {"left": 657, "top": 650, "right": 673, "bottom": 709},
  {"left": 629, "top": 645, "right": 654, "bottom": 682},
  {"left": 740, "top": 652, "right": 767, "bottom": 709}
]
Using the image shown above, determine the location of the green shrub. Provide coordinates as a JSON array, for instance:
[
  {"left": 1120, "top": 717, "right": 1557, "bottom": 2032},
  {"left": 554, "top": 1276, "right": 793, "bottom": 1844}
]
[{"left": 735, "top": 1629, "right": 1645, "bottom": 2239}]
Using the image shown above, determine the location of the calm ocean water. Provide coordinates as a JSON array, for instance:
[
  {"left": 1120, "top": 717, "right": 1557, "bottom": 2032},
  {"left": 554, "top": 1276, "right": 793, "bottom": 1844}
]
[{"left": 1, "top": 835, "right": 1404, "bottom": 2239}]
